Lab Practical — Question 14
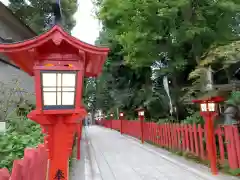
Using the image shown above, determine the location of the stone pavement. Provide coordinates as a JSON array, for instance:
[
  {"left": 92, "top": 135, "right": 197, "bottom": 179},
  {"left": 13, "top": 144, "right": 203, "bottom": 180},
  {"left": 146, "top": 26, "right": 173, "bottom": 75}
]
[{"left": 70, "top": 126, "right": 239, "bottom": 180}]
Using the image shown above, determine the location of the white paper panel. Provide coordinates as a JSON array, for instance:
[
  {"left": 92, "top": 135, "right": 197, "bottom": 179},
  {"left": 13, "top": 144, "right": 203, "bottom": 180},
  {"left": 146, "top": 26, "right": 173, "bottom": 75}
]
[
  {"left": 62, "top": 73, "right": 76, "bottom": 87},
  {"left": 57, "top": 92, "right": 62, "bottom": 105},
  {"left": 62, "top": 92, "right": 74, "bottom": 105},
  {"left": 200, "top": 104, "right": 207, "bottom": 112},
  {"left": 43, "top": 92, "right": 56, "bottom": 105},
  {"left": 43, "top": 87, "right": 56, "bottom": 92},
  {"left": 62, "top": 87, "right": 75, "bottom": 91},
  {"left": 42, "top": 73, "right": 56, "bottom": 86}
]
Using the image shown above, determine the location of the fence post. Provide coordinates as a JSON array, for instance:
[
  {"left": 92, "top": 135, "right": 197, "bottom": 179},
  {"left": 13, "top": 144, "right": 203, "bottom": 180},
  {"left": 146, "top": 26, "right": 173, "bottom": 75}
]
[{"left": 140, "top": 116, "right": 144, "bottom": 144}]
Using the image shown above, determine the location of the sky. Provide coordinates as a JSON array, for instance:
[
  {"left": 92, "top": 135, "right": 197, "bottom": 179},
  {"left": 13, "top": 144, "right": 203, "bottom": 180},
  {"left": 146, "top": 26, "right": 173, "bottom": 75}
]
[{"left": 0, "top": 0, "right": 100, "bottom": 45}]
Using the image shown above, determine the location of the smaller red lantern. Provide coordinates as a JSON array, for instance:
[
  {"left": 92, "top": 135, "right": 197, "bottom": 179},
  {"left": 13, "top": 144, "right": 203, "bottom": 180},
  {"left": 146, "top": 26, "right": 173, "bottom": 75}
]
[
  {"left": 138, "top": 109, "right": 145, "bottom": 117},
  {"left": 136, "top": 107, "right": 145, "bottom": 144},
  {"left": 119, "top": 112, "right": 124, "bottom": 117},
  {"left": 192, "top": 96, "right": 224, "bottom": 175},
  {"left": 119, "top": 112, "right": 124, "bottom": 134}
]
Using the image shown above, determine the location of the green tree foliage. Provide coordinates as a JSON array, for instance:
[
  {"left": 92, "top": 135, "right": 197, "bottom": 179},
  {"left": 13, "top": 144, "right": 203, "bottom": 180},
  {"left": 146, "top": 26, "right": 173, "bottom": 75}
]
[
  {"left": 83, "top": 30, "right": 171, "bottom": 120},
  {"left": 92, "top": 0, "right": 240, "bottom": 122},
  {"left": 8, "top": 0, "right": 78, "bottom": 33},
  {"left": 98, "top": 0, "right": 240, "bottom": 66}
]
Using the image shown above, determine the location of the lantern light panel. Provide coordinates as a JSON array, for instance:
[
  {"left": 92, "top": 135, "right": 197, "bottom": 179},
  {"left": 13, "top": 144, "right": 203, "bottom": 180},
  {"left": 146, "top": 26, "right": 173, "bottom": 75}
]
[
  {"left": 200, "top": 103, "right": 207, "bottom": 112},
  {"left": 208, "top": 102, "right": 215, "bottom": 112},
  {"left": 138, "top": 111, "right": 144, "bottom": 116},
  {"left": 120, "top": 113, "right": 124, "bottom": 117},
  {"left": 200, "top": 102, "right": 215, "bottom": 112},
  {"left": 41, "top": 71, "right": 76, "bottom": 109}
]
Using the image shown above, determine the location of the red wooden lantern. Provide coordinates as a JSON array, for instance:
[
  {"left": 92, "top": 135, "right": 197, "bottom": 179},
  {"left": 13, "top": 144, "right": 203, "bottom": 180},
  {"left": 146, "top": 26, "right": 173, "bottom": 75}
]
[
  {"left": 0, "top": 25, "right": 109, "bottom": 180},
  {"left": 192, "top": 96, "right": 224, "bottom": 175},
  {"left": 136, "top": 107, "right": 145, "bottom": 144},
  {"left": 119, "top": 112, "right": 124, "bottom": 118},
  {"left": 119, "top": 112, "right": 124, "bottom": 134}
]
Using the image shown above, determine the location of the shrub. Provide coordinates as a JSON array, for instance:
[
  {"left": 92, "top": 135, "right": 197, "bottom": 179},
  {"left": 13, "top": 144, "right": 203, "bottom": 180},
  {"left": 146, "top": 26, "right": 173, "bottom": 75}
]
[{"left": 0, "top": 105, "right": 43, "bottom": 171}]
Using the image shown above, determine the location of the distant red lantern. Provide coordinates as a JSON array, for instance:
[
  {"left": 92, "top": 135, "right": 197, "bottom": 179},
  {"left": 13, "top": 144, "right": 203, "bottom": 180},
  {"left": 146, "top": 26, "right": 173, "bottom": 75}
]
[
  {"left": 119, "top": 112, "right": 124, "bottom": 134},
  {"left": 119, "top": 112, "right": 124, "bottom": 117},
  {"left": 136, "top": 107, "right": 145, "bottom": 144}
]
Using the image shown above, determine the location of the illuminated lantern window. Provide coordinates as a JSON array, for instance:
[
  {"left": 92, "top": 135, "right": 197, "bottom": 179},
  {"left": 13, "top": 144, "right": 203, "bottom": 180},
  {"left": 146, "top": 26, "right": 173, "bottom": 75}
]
[
  {"left": 208, "top": 102, "right": 215, "bottom": 112},
  {"left": 138, "top": 110, "right": 145, "bottom": 116},
  {"left": 119, "top": 112, "right": 124, "bottom": 117},
  {"left": 41, "top": 71, "right": 76, "bottom": 110},
  {"left": 200, "top": 103, "right": 207, "bottom": 112},
  {"left": 200, "top": 102, "right": 215, "bottom": 112}
]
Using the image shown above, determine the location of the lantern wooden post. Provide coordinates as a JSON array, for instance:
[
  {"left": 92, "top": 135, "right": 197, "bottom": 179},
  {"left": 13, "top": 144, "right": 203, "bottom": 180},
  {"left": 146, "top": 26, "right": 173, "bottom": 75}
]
[
  {"left": 120, "top": 112, "right": 124, "bottom": 134},
  {"left": 136, "top": 107, "right": 145, "bottom": 144},
  {"left": 193, "top": 96, "right": 223, "bottom": 175},
  {"left": 0, "top": 25, "right": 109, "bottom": 180}
]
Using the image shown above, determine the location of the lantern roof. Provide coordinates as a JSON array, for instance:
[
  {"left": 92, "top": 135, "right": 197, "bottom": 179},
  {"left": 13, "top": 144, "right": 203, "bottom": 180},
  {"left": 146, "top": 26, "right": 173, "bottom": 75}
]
[
  {"left": 192, "top": 96, "right": 224, "bottom": 103},
  {"left": 135, "top": 106, "right": 145, "bottom": 112},
  {"left": 0, "top": 25, "right": 109, "bottom": 76}
]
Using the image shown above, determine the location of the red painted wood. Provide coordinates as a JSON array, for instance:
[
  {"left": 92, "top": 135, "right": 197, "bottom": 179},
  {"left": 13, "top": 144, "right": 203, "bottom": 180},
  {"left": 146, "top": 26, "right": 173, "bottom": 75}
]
[
  {"left": 193, "top": 124, "right": 199, "bottom": 156},
  {"left": 205, "top": 116, "right": 218, "bottom": 175},
  {"left": 169, "top": 124, "right": 173, "bottom": 148},
  {"left": 232, "top": 126, "right": 240, "bottom": 167},
  {"left": 198, "top": 125, "right": 205, "bottom": 160},
  {"left": 154, "top": 123, "right": 157, "bottom": 144},
  {"left": 0, "top": 145, "right": 48, "bottom": 180},
  {"left": 77, "top": 120, "right": 83, "bottom": 160},
  {"left": 184, "top": 125, "right": 190, "bottom": 152},
  {"left": 189, "top": 125, "right": 194, "bottom": 154},
  {"left": 224, "top": 126, "right": 238, "bottom": 169},
  {"left": 216, "top": 127, "right": 225, "bottom": 164},
  {"left": 157, "top": 125, "right": 161, "bottom": 146},
  {"left": 163, "top": 124, "right": 167, "bottom": 147},
  {"left": 177, "top": 124, "right": 181, "bottom": 150},
  {"left": 181, "top": 125, "right": 186, "bottom": 151},
  {"left": 150, "top": 123, "right": 153, "bottom": 143},
  {"left": 164, "top": 124, "right": 168, "bottom": 147},
  {"left": 158, "top": 124, "right": 162, "bottom": 145},
  {"left": 0, "top": 168, "right": 10, "bottom": 180},
  {"left": 172, "top": 124, "right": 176, "bottom": 149}
]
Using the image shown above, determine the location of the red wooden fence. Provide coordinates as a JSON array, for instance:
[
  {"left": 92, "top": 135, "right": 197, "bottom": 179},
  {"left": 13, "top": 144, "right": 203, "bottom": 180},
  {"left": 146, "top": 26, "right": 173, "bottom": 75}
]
[
  {"left": 97, "top": 119, "right": 240, "bottom": 171},
  {"left": 0, "top": 144, "right": 48, "bottom": 180}
]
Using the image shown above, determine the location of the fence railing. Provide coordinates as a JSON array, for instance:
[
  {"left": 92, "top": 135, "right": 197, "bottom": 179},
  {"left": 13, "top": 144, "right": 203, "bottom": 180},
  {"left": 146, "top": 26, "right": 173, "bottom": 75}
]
[
  {"left": 97, "top": 119, "right": 240, "bottom": 171},
  {"left": 0, "top": 144, "right": 48, "bottom": 180},
  {"left": 0, "top": 120, "right": 83, "bottom": 180}
]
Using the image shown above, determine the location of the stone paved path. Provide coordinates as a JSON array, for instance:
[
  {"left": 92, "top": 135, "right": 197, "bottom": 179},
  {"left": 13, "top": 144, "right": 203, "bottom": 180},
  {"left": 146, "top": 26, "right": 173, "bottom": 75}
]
[{"left": 70, "top": 126, "right": 239, "bottom": 180}]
